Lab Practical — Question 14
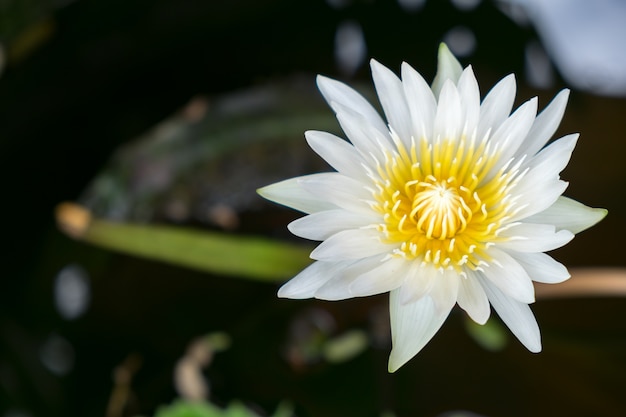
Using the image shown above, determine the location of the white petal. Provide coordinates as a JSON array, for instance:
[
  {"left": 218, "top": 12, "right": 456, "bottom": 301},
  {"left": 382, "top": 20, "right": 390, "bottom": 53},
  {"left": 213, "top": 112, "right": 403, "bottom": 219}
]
[
  {"left": 498, "top": 223, "right": 574, "bottom": 253},
  {"left": 388, "top": 289, "right": 450, "bottom": 372},
  {"left": 456, "top": 66, "right": 481, "bottom": 136},
  {"left": 310, "top": 228, "right": 390, "bottom": 261},
  {"left": 278, "top": 260, "right": 338, "bottom": 299},
  {"left": 517, "top": 89, "right": 570, "bottom": 158},
  {"left": 477, "top": 74, "right": 516, "bottom": 141},
  {"left": 477, "top": 276, "right": 541, "bottom": 353},
  {"left": 299, "top": 172, "right": 373, "bottom": 215},
  {"left": 433, "top": 79, "right": 463, "bottom": 140},
  {"left": 334, "top": 103, "right": 390, "bottom": 162},
  {"left": 480, "top": 248, "right": 536, "bottom": 303},
  {"left": 401, "top": 62, "right": 437, "bottom": 143},
  {"left": 348, "top": 256, "right": 408, "bottom": 297},
  {"left": 431, "top": 43, "right": 463, "bottom": 99},
  {"left": 509, "top": 252, "right": 570, "bottom": 284},
  {"left": 522, "top": 133, "right": 578, "bottom": 174},
  {"left": 511, "top": 134, "right": 579, "bottom": 220},
  {"left": 489, "top": 97, "right": 537, "bottom": 165},
  {"left": 371, "top": 59, "right": 413, "bottom": 143},
  {"left": 316, "top": 75, "right": 388, "bottom": 135},
  {"left": 288, "top": 209, "right": 378, "bottom": 241},
  {"left": 305, "top": 130, "right": 367, "bottom": 180},
  {"left": 428, "top": 268, "right": 460, "bottom": 315},
  {"left": 257, "top": 176, "right": 338, "bottom": 214},
  {"left": 456, "top": 270, "right": 491, "bottom": 324},
  {"left": 398, "top": 262, "right": 437, "bottom": 305},
  {"left": 523, "top": 196, "right": 607, "bottom": 235},
  {"left": 314, "top": 255, "right": 385, "bottom": 300}
]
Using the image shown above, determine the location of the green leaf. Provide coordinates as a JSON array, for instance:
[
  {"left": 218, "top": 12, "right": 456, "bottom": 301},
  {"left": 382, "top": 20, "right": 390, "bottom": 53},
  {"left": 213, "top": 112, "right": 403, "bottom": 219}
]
[{"left": 57, "top": 203, "right": 312, "bottom": 281}]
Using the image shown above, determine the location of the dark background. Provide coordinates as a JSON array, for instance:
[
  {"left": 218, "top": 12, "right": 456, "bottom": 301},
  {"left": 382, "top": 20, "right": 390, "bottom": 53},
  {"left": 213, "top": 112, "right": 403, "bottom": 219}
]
[{"left": 1, "top": 1, "right": 625, "bottom": 416}]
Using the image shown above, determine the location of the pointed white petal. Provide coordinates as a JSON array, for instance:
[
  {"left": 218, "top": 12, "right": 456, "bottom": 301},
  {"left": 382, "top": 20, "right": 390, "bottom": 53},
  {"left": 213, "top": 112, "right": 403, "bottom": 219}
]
[
  {"left": 348, "top": 256, "right": 408, "bottom": 297},
  {"left": 478, "top": 276, "right": 542, "bottom": 353},
  {"left": 509, "top": 252, "right": 570, "bottom": 284},
  {"left": 316, "top": 74, "right": 388, "bottom": 135},
  {"left": 523, "top": 196, "right": 607, "bottom": 235},
  {"left": 456, "top": 270, "right": 491, "bottom": 324},
  {"left": 431, "top": 43, "right": 463, "bottom": 99},
  {"left": 522, "top": 133, "right": 578, "bottom": 174},
  {"left": 477, "top": 74, "right": 516, "bottom": 140},
  {"left": 518, "top": 89, "right": 570, "bottom": 158},
  {"left": 305, "top": 130, "right": 367, "bottom": 180},
  {"left": 278, "top": 260, "right": 338, "bottom": 299},
  {"left": 334, "top": 103, "right": 389, "bottom": 162},
  {"left": 288, "top": 209, "right": 379, "bottom": 241},
  {"left": 428, "top": 268, "right": 460, "bottom": 315},
  {"left": 401, "top": 62, "right": 436, "bottom": 143},
  {"left": 480, "top": 248, "right": 536, "bottom": 303},
  {"left": 489, "top": 97, "right": 537, "bottom": 165},
  {"left": 456, "top": 65, "right": 481, "bottom": 135},
  {"left": 388, "top": 289, "right": 451, "bottom": 372},
  {"left": 511, "top": 134, "right": 579, "bottom": 220},
  {"left": 498, "top": 223, "right": 574, "bottom": 253},
  {"left": 314, "top": 255, "right": 385, "bottom": 300},
  {"left": 310, "top": 228, "right": 390, "bottom": 261},
  {"left": 433, "top": 80, "right": 463, "bottom": 140},
  {"left": 371, "top": 59, "right": 413, "bottom": 143},
  {"left": 398, "top": 261, "right": 437, "bottom": 305},
  {"left": 257, "top": 176, "right": 338, "bottom": 214},
  {"left": 299, "top": 172, "right": 373, "bottom": 215}
]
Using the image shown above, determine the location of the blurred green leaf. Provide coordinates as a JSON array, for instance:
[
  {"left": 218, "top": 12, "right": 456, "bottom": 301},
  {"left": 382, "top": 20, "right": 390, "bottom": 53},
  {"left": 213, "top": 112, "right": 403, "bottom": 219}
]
[
  {"left": 148, "top": 399, "right": 292, "bottom": 417},
  {"left": 58, "top": 203, "right": 312, "bottom": 281},
  {"left": 463, "top": 316, "right": 508, "bottom": 352}
]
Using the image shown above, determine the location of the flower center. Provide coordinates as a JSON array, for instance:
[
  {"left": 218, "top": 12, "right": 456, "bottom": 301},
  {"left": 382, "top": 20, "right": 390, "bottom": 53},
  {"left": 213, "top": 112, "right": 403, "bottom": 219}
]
[
  {"left": 371, "top": 134, "right": 520, "bottom": 271},
  {"left": 411, "top": 177, "right": 471, "bottom": 240}
]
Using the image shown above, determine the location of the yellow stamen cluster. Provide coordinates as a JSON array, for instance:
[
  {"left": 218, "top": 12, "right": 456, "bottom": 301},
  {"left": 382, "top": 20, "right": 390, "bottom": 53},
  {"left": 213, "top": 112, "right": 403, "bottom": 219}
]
[{"left": 371, "top": 133, "right": 522, "bottom": 271}]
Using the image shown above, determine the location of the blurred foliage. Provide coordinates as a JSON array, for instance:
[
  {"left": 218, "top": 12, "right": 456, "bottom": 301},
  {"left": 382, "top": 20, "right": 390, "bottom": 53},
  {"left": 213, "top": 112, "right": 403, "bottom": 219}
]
[
  {"left": 56, "top": 202, "right": 313, "bottom": 281},
  {"left": 147, "top": 400, "right": 292, "bottom": 417}
]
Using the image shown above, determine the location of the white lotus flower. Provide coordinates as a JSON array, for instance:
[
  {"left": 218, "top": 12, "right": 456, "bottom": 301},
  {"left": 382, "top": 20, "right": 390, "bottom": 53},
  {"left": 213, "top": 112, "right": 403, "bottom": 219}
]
[{"left": 258, "top": 44, "right": 606, "bottom": 372}]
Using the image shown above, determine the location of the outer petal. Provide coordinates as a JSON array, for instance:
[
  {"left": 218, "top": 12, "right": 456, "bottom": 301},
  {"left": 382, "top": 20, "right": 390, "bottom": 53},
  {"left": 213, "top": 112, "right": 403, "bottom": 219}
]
[
  {"left": 288, "top": 209, "right": 379, "bottom": 241},
  {"left": 389, "top": 289, "right": 450, "bottom": 372},
  {"left": 348, "top": 256, "right": 408, "bottom": 297},
  {"left": 433, "top": 80, "right": 464, "bottom": 141},
  {"left": 305, "top": 130, "right": 367, "bottom": 180},
  {"left": 334, "top": 102, "right": 390, "bottom": 162},
  {"left": 316, "top": 75, "right": 388, "bottom": 136},
  {"left": 299, "top": 172, "right": 373, "bottom": 215},
  {"left": 477, "top": 74, "right": 516, "bottom": 140},
  {"left": 480, "top": 248, "right": 536, "bottom": 303},
  {"left": 310, "top": 228, "right": 390, "bottom": 261},
  {"left": 456, "top": 270, "right": 491, "bottom": 324},
  {"left": 314, "top": 254, "right": 387, "bottom": 300},
  {"left": 398, "top": 261, "right": 436, "bottom": 305},
  {"left": 431, "top": 43, "right": 463, "bottom": 99},
  {"left": 478, "top": 275, "right": 542, "bottom": 353},
  {"left": 428, "top": 268, "right": 460, "bottom": 315},
  {"left": 523, "top": 196, "right": 607, "bottom": 234},
  {"left": 517, "top": 89, "right": 570, "bottom": 158},
  {"left": 456, "top": 65, "right": 481, "bottom": 136},
  {"left": 371, "top": 59, "right": 413, "bottom": 143},
  {"left": 278, "top": 260, "right": 339, "bottom": 299},
  {"left": 257, "top": 176, "right": 338, "bottom": 214},
  {"left": 489, "top": 97, "right": 537, "bottom": 166},
  {"left": 497, "top": 223, "right": 574, "bottom": 253},
  {"left": 510, "top": 134, "right": 579, "bottom": 220},
  {"left": 401, "top": 62, "right": 437, "bottom": 144},
  {"left": 509, "top": 252, "right": 571, "bottom": 284},
  {"left": 388, "top": 289, "right": 450, "bottom": 372}
]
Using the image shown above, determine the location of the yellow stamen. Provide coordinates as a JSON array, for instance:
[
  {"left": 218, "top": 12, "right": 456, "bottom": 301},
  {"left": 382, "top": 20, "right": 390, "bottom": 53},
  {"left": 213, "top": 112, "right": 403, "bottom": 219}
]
[{"left": 371, "top": 134, "right": 516, "bottom": 271}]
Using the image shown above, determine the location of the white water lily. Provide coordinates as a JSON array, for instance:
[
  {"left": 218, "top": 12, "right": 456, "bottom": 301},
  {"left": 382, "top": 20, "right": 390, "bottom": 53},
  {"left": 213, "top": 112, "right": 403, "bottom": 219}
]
[{"left": 258, "top": 44, "right": 606, "bottom": 372}]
